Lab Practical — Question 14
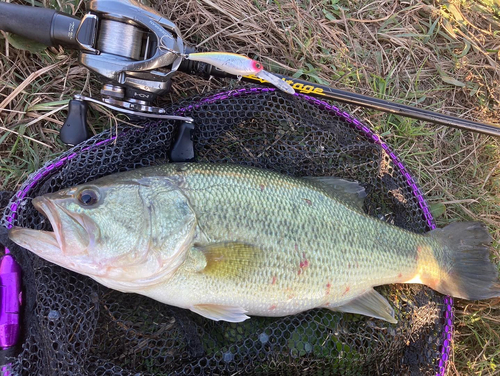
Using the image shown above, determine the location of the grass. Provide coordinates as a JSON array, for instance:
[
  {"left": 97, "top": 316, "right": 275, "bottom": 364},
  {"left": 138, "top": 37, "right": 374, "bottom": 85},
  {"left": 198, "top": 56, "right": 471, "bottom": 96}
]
[{"left": 1, "top": 0, "right": 499, "bottom": 374}]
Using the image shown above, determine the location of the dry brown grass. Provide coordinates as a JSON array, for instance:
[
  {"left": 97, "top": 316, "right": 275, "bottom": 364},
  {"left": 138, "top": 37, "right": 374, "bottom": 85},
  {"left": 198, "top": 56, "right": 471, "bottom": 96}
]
[{"left": 1, "top": 0, "right": 500, "bottom": 374}]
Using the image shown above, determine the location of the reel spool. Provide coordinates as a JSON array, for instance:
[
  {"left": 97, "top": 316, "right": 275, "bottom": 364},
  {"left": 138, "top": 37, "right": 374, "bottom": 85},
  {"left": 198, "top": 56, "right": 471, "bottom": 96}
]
[{"left": 97, "top": 19, "right": 146, "bottom": 61}]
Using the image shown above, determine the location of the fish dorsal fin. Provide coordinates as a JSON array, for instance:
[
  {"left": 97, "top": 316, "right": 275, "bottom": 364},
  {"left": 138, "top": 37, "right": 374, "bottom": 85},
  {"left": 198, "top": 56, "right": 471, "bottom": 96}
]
[
  {"left": 327, "top": 288, "right": 397, "bottom": 324},
  {"left": 304, "top": 176, "right": 366, "bottom": 211},
  {"left": 189, "top": 242, "right": 263, "bottom": 277},
  {"left": 191, "top": 304, "right": 250, "bottom": 322}
]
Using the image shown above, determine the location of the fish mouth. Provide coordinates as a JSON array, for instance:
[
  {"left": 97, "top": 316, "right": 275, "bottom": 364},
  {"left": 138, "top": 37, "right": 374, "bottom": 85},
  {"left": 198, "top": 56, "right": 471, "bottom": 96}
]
[
  {"left": 32, "top": 195, "right": 91, "bottom": 255},
  {"left": 9, "top": 194, "right": 95, "bottom": 274},
  {"left": 8, "top": 197, "right": 61, "bottom": 262},
  {"left": 32, "top": 196, "right": 64, "bottom": 251}
]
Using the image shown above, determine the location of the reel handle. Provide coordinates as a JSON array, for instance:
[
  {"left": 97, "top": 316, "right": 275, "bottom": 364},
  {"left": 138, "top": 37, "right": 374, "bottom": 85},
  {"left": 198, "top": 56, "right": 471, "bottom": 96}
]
[{"left": 60, "top": 100, "right": 90, "bottom": 146}]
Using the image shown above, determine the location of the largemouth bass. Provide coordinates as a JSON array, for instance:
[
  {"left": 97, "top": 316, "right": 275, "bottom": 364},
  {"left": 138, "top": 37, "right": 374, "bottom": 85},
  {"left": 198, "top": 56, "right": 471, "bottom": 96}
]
[{"left": 8, "top": 163, "right": 499, "bottom": 323}]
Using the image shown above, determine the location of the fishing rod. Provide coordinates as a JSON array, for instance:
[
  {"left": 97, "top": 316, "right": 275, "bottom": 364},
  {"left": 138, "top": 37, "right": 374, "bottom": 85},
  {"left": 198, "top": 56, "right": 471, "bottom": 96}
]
[
  {"left": 248, "top": 75, "right": 500, "bottom": 136},
  {"left": 184, "top": 66, "right": 500, "bottom": 137},
  {"left": 0, "top": 0, "right": 499, "bottom": 145}
]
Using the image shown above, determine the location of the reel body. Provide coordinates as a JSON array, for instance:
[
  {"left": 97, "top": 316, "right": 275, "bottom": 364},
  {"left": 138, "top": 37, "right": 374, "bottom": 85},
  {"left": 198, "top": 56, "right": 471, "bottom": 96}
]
[{"left": 77, "top": 0, "right": 184, "bottom": 105}]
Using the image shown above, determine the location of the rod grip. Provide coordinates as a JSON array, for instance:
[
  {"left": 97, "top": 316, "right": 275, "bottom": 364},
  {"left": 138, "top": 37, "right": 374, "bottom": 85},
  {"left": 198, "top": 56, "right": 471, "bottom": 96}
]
[{"left": 0, "top": 2, "right": 80, "bottom": 48}]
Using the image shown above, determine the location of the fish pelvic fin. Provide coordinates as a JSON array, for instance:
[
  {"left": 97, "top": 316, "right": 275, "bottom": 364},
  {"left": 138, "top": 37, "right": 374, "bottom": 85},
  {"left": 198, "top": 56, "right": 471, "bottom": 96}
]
[
  {"left": 191, "top": 304, "right": 250, "bottom": 322},
  {"left": 425, "top": 222, "right": 500, "bottom": 300},
  {"left": 326, "top": 288, "right": 397, "bottom": 324}
]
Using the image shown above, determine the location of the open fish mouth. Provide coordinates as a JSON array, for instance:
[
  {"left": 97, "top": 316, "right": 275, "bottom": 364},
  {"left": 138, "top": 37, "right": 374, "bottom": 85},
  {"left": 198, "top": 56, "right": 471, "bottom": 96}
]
[
  {"left": 9, "top": 195, "right": 91, "bottom": 262},
  {"left": 32, "top": 196, "right": 65, "bottom": 251},
  {"left": 8, "top": 196, "right": 63, "bottom": 258}
]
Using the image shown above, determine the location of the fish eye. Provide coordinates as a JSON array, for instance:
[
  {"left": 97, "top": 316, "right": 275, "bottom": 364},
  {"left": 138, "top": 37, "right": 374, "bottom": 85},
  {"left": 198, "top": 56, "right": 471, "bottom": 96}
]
[
  {"left": 255, "top": 62, "right": 262, "bottom": 69},
  {"left": 77, "top": 188, "right": 100, "bottom": 206}
]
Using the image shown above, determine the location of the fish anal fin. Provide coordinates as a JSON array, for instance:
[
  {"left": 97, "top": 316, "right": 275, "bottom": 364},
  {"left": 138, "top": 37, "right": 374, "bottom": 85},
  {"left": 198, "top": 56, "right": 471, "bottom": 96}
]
[
  {"left": 191, "top": 304, "right": 250, "bottom": 322},
  {"left": 327, "top": 288, "right": 397, "bottom": 324},
  {"left": 304, "top": 177, "right": 366, "bottom": 211}
]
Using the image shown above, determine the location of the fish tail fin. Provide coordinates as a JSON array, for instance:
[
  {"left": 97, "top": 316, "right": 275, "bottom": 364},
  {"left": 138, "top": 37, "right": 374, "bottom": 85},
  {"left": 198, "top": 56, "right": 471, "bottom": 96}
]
[{"left": 427, "top": 222, "right": 500, "bottom": 300}]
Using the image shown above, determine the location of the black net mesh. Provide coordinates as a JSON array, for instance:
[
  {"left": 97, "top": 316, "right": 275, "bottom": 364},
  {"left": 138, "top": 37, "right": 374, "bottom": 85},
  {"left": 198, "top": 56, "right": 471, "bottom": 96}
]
[{"left": 0, "top": 87, "right": 452, "bottom": 376}]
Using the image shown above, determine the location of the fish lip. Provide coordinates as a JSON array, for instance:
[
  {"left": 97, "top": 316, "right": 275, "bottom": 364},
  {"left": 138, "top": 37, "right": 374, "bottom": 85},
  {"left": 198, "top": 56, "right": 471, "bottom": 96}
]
[
  {"left": 32, "top": 195, "right": 91, "bottom": 253},
  {"left": 32, "top": 196, "right": 64, "bottom": 250},
  {"left": 8, "top": 227, "right": 60, "bottom": 251}
]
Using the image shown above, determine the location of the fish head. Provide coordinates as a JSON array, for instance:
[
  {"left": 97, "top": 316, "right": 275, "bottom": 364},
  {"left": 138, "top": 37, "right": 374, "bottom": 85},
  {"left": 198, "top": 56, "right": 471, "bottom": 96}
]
[{"left": 9, "top": 177, "right": 197, "bottom": 290}]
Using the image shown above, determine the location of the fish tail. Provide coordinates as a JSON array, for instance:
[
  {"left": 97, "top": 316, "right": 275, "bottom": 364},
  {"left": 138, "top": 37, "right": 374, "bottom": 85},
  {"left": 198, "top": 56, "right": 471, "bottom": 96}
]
[{"left": 425, "top": 222, "right": 500, "bottom": 300}]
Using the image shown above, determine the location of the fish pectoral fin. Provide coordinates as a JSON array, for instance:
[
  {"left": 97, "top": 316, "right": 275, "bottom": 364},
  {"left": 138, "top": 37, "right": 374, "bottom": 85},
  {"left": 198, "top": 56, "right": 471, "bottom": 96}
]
[
  {"left": 191, "top": 304, "right": 250, "bottom": 322},
  {"left": 327, "top": 288, "right": 397, "bottom": 324},
  {"left": 303, "top": 177, "right": 366, "bottom": 211},
  {"left": 193, "top": 242, "right": 263, "bottom": 276}
]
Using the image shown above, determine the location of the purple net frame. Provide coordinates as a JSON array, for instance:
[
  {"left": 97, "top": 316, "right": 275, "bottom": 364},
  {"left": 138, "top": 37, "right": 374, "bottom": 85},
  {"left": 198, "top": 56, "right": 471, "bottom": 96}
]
[{"left": 2, "top": 87, "right": 453, "bottom": 375}]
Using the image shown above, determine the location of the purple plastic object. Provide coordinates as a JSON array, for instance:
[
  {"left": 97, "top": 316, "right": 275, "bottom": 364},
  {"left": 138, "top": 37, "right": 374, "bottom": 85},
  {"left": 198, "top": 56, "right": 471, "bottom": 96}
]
[{"left": 0, "top": 248, "right": 22, "bottom": 349}]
